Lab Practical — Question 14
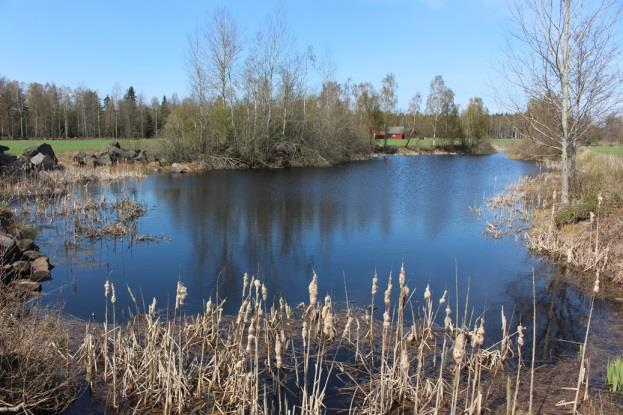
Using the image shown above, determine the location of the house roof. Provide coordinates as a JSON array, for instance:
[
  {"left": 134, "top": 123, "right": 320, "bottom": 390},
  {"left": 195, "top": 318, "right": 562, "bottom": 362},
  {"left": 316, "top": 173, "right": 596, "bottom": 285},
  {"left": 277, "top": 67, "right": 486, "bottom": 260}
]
[{"left": 387, "top": 126, "right": 405, "bottom": 134}]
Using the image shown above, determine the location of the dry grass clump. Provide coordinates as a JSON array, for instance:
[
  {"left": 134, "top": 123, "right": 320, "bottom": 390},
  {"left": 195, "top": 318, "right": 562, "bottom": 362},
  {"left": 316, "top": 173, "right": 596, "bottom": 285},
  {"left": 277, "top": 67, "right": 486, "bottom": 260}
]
[
  {"left": 79, "top": 267, "right": 593, "bottom": 414},
  {"left": 0, "top": 291, "right": 77, "bottom": 413}
]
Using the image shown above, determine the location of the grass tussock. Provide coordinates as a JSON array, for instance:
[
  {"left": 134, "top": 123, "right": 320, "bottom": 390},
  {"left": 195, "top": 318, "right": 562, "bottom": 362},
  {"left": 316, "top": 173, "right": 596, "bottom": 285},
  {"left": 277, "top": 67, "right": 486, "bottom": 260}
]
[{"left": 77, "top": 268, "right": 605, "bottom": 414}]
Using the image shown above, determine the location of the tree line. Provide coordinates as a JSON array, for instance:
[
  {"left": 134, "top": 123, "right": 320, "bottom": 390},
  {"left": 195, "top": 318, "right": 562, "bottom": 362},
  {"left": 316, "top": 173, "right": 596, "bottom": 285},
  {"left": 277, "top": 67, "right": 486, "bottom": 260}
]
[{"left": 0, "top": 77, "right": 172, "bottom": 139}]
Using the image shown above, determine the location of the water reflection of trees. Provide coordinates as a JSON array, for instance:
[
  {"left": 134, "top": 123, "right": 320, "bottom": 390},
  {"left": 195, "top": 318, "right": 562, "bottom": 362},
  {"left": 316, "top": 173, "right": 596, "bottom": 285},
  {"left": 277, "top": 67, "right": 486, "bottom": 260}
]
[{"left": 504, "top": 263, "right": 596, "bottom": 361}]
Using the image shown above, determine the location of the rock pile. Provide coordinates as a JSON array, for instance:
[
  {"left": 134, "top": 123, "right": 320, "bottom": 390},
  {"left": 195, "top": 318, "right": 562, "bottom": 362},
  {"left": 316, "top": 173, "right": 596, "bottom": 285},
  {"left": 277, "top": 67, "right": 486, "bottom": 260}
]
[
  {"left": 0, "top": 143, "right": 61, "bottom": 175},
  {"left": 73, "top": 141, "right": 153, "bottom": 167},
  {"left": 0, "top": 233, "right": 53, "bottom": 295}
]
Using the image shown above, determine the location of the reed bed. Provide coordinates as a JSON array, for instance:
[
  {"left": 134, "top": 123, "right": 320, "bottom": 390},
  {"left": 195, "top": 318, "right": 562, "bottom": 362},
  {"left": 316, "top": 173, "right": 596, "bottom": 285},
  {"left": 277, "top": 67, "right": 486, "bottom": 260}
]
[
  {"left": 77, "top": 266, "right": 603, "bottom": 414},
  {"left": 0, "top": 161, "right": 145, "bottom": 199},
  {"left": 0, "top": 290, "right": 77, "bottom": 414}
]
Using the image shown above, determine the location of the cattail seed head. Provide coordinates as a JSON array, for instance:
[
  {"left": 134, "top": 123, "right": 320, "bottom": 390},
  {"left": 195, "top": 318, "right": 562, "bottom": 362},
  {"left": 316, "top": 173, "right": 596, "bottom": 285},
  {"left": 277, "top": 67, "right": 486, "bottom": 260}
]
[
  {"left": 110, "top": 283, "right": 116, "bottom": 304},
  {"left": 275, "top": 337, "right": 283, "bottom": 369},
  {"left": 593, "top": 272, "right": 600, "bottom": 294},
  {"left": 384, "top": 274, "right": 393, "bottom": 307},
  {"left": 444, "top": 305, "right": 453, "bottom": 332},
  {"left": 383, "top": 311, "right": 390, "bottom": 328},
  {"left": 175, "top": 281, "right": 188, "bottom": 310},
  {"left": 399, "top": 264, "right": 406, "bottom": 288},
  {"left": 371, "top": 271, "right": 379, "bottom": 295},
  {"left": 424, "top": 284, "right": 431, "bottom": 301},
  {"left": 242, "top": 273, "right": 249, "bottom": 297},
  {"left": 261, "top": 283, "right": 268, "bottom": 302},
  {"left": 104, "top": 280, "right": 110, "bottom": 298},
  {"left": 309, "top": 273, "right": 318, "bottom": 306},
  {"left": 517, "top": 325, "right": 526, "bottom": 347},
  {"left": 439, "top": 289, "right": 447, "bottom": 305},
  {"left": 453, "top": 332, "right": 466, "bottom": 365}
]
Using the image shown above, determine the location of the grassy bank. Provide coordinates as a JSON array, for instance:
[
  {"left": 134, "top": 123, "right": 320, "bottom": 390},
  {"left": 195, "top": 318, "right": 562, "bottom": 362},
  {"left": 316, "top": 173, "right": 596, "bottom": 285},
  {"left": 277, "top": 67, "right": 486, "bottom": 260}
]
[
  {"left": 0, "top": 138, "right": 162, "bottom": 155},
  {"left": 590, "top": 145, "right": 623, "bottom": 157}
]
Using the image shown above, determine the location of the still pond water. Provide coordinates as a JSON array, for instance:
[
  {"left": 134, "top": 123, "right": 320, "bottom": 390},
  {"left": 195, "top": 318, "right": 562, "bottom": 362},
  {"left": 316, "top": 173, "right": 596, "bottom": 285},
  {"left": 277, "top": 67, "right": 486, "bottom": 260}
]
[{"left": 37, "top": 153, "right": 615, "bottom": 358}]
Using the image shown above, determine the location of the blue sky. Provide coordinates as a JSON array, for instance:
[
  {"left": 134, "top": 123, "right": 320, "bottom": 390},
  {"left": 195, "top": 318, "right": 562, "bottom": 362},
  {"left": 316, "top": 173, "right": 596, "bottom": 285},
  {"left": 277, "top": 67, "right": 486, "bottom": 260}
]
[{"left": 0, "top": 0, "right": 512, "bottom": 111}]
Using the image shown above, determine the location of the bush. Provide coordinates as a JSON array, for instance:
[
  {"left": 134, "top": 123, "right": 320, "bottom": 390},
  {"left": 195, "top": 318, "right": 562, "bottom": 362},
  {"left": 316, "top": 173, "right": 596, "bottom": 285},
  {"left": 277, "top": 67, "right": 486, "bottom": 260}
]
[{"left": 554, "top": 200, "right": 596, "bottom": 228}]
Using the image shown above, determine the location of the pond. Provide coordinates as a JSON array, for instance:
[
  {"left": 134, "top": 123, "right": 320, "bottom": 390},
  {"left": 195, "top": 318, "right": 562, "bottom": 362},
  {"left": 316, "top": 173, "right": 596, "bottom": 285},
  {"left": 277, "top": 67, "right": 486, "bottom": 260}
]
[{"left": 36, "top": 153, "right": 617, "bottom": 360}]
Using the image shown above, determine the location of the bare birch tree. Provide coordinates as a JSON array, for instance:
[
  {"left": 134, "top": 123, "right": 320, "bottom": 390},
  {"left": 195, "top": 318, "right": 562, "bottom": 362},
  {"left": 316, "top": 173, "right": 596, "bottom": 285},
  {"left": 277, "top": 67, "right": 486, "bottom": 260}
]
[{"left": 506, "top": 0, "right": 622, "bottom": 204}]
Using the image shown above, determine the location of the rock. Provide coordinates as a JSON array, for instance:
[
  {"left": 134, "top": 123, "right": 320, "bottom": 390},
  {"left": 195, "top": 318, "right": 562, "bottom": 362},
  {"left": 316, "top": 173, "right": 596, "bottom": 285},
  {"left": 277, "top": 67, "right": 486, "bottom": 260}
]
[
  {"left": 10, "top": 279, "right": 42, "bottom": 293},
  {"left": 147, "top": 161, "right": 161, "bottom": 172},
  {"left": 23, "top": 143, "right": 57, "bottom": 162},
  {"left": 21, "top": 250, "right": 43, "bottom": 261},
  {"left": 30, "top": 153, "right": 56, "bottom": 171},
  {"left": 0, "top": 234, "right": 19, "bottom": 263},
  {"left": 30, "top": 256, "right": 52, "bottom": 282},
  {"left": 17, "top": 239, "right": 37, "bottom": 252},
  {"left": 171, "top": 163, "right": 189, "bottom": 174},
  {"left": 0, "top": 152, "right": 17, "bottom": 166}
]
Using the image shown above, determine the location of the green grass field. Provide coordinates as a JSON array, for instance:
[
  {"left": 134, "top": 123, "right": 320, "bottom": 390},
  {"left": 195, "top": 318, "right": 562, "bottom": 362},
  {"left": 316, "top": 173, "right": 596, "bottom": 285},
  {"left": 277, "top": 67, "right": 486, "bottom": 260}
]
[
  {"left": 375, "top": 138, "right": 519, "bottom": 149},
  {"left": 375, "top": 138, "right": 456, "bottom": 148},
  {"left": 0, "top": 138, "right": 162, "bottom": 155},
  {"left": 589, "top": 145, "right": 623, "bottom": 157}
]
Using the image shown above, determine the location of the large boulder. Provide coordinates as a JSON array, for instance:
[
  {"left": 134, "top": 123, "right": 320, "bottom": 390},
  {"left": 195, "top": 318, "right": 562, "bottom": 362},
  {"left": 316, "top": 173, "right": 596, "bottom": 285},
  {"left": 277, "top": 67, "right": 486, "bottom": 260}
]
[
  {"left": 0, "top": 234, "right": 19, "bottom": 263},
  {"left": 30, "top": 256, "right": 52, "bottom": 282},
  {"left": 171, "top": 163, "right": 189, "bottom": 174},
  {"left": 23, "top": 143, "right": 57, "bottom": 163},
  {"left": 30, "top": 153, "right": 56, "bottom": 171}
]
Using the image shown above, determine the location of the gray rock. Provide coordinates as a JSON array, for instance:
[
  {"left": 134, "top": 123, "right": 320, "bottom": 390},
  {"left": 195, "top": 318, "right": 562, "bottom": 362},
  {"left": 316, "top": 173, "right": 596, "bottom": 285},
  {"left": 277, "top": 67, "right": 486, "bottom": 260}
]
[
  {"left": 171, "top": 163, "right": 189, "bottom": 174},
  {"left": 17, "top": 239, "right": 37, "bottom": 252},
  {"left": 30, "top": 256, "right": 51, "bottom": 282},
  {"left": 30, "top": 153, "right": 56, "bottom": 170},
  {"left": 23, "top": 143, "right": 57, "bottom": 162}
]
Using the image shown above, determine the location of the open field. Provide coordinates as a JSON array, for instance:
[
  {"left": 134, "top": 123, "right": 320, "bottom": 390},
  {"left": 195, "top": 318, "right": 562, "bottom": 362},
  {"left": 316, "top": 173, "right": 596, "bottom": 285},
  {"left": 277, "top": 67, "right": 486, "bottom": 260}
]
[
  {"left": 0, "top": 138, "right": 162, "bottom": 155},
  {"left": 590, "top": 145, "right": 623, "bottom": 157}
]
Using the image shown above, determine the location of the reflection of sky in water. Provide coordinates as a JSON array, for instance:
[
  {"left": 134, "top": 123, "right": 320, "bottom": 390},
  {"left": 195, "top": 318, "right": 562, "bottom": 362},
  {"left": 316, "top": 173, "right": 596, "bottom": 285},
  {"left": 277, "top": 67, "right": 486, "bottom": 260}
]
[{"left": 35, "top": 153, "right": 612, "bottom": 354}]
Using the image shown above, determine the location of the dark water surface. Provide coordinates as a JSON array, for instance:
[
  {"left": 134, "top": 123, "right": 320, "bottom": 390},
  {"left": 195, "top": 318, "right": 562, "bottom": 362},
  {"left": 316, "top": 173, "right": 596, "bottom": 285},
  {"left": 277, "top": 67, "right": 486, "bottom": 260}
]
[{"left": 37, "top": 153, "right": 615, "bottom": 358}]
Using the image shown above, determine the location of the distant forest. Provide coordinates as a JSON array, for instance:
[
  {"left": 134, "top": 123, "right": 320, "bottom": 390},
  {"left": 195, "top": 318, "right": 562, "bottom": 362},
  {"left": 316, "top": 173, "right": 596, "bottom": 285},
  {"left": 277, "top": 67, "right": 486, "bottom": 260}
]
[{"left": 0, "top": 78, "right": 171, "bottom": 139}]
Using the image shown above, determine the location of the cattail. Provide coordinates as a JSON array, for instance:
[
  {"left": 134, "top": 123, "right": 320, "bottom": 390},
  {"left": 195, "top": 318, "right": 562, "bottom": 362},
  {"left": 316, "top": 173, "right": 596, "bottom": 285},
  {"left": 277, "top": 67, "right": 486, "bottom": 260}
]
[
  {"left": 590, "top": 211, "right": 595, "bottom": 225},
  {"left": 407, "top": 325, "right": 417, "bottom": 343},
  {"left": 261, "top": 283, "right": 268, "bottom": 302},
  {"left": 242, "top": 273, "right": 249, "bottom": 298},
  {"left": 205, "top": 298, "right": 212, "bottom": 314},
  {"left": 439, "top": 289, "right": 447, "bottom": 305},
  {"left": 424, "top": 284, "right": 431, "bottom": 301},
  {"left": 275, "top": 337, "right": 283, "bottom": 369},
  {"left": 517, "top": 325, "right": 526, "bottom": 347},
  {"left": 384, "top": 274, "right": 393, "bottom": 306},
  {"left": 383, "top": 311, "right": 390, "bottom": 328},
  {"left": 175, "top": 281, "right": 187, "bottom": 309},
  {"left": 254, "top": 278, "right": 261, "bottom": 300},
  {"left": 309, "top": 273, "right": 318, "bottom": 306},
  {"left": 321, "top": 295, "right": 332, "bottom": 320},
  {"left": 371, "top": 271, "right": 379, "bottom": 295},
  {"left": 444, "top": 305, "right": 453, "bottom": 332},
  {"left": 474, "top": 319, "right": 485, "bottom": 347},
  {"left": 399, "top": 263, "right": 406, "bottom": 288},
  {"left": 323, "top": 309, "right": 335, "bottom": 340},
  {"left": 104, "top": 280, "right": 110, "bottom": 298},
  {"left": 246, "top": 317, "right": 256, "bottom": 354},
  {"left": 598, "top": 193, "right": 603, "bottom": 208},
  {"left": 148, "top": 297, "right": 157, "bottom": 316},
  {"left": 110, "top": 283, "right": 116, "bottom": 304},
  {"left": 501, "top": 308, "right": 508, "bottom": 353},
  {"left": 593, "top": 272, "right": 600, "bottom": 294},
  {"left": 567, "top": 248, "right": 573, "bottom": 263},
  {"left": 453, "top": 332, "right": 466, "bottom": 365}
]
